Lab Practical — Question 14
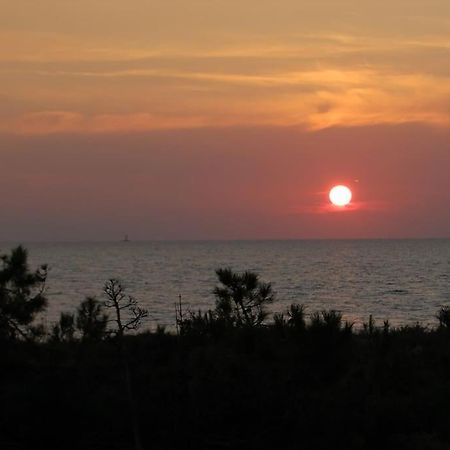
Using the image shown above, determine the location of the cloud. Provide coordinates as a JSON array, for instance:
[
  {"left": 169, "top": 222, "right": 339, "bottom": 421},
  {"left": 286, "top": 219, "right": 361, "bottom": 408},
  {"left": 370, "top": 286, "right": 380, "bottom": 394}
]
[
  {"left": 0, "top": 111, "right": 212, "bottom": 135},
  {"left": 2, "top": 66, "right": 449, "bottom": 135},
  {"left": 1, "top": 23, "right": 450, "bottom": 135}
]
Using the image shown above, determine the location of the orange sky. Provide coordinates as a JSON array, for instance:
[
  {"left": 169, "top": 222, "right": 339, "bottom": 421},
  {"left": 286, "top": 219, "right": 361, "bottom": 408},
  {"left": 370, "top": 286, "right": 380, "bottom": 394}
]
[{"left": 1, "top": 0, "right": 450, "bottom": 239}]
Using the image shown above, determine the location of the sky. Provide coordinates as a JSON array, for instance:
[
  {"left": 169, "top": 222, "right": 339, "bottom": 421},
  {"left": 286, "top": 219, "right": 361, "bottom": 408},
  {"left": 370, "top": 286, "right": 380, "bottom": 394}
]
[{"left": 1, "top": 0, "right": 450, "bottom": 240}]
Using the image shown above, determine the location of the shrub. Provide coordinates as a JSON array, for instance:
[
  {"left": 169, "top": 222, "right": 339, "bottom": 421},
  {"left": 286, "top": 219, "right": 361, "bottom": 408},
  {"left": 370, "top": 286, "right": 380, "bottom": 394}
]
[
  {"left": 363, "top": 315, "right": 376, "bottom": 335},
  {"left": 437, "top": 306, "right": 450, "bottom": 329},
  {"left": 179, "top": 309, "right": 229, "bottom": 338},
  {"left": 310, "top": 309, "right": 343, "bottom": 332},
  {"left": 287, "top": 303, "right": 306, "bottom": 331},
  {"left": 76, "top": 296, "right": 108, "bottom": 341},
  {"left": 214, "top": 268, "right": 274, "bottom": 327},
  {"left": 51, "top": 312, "right": 76, "bottom": 342}
]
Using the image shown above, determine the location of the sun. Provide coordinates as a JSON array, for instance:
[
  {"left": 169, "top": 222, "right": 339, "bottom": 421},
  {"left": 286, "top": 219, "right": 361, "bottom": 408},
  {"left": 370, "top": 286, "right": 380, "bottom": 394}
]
[{"left": 329, "top": 185, "right": 352, "bottom": 207}]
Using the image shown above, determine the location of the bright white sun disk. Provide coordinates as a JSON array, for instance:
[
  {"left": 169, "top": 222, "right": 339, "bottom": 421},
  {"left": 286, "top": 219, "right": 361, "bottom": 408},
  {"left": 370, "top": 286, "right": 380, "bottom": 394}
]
[{"left": 329, "top": 185, "right": 352, "bottom": 206}]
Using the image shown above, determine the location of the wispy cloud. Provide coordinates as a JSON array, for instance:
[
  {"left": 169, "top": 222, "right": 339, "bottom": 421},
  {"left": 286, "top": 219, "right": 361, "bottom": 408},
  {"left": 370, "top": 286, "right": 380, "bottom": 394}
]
[
  {"left": 0, "top": 111, "right": 211, "bottom": 135},
  {"left": 2, "top": 66, "right": 449, "bottom": 134},
  {"left": 1, "top": 21, "right": 450, "bottom": 135}
]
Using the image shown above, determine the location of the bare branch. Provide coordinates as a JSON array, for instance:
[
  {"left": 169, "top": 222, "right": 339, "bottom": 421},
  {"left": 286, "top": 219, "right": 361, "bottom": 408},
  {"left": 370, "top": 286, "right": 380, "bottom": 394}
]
[{"left": 103, "top": 279, "right": 148, "bottom": 336}]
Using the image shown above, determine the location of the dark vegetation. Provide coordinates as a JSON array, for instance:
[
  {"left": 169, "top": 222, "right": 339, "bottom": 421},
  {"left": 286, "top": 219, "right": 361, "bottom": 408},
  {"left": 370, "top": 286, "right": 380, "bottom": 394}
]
[{"left": 1, "top": 246, "right": 450, "bottom": 449}]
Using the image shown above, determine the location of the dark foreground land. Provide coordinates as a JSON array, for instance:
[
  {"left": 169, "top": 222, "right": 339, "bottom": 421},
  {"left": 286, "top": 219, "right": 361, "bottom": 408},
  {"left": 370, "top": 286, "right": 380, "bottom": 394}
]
[
  {"left": 1, "top": 246, "right": 450, "bottom": 450},
  {"left": 2, "top": 319, "right": 450, "bottom": 450}
]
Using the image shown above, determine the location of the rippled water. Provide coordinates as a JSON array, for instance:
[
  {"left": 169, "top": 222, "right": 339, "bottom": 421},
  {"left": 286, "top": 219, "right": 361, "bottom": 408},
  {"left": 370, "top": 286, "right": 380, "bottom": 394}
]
[{"left": 2, "top": 240, "right": 450, "bottom": 329}]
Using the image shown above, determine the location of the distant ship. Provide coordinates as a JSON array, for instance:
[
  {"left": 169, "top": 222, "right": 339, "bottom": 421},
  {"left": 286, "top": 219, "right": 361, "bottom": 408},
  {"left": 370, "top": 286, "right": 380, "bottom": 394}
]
[{"left": 123, "top": 234, "right": 130, "bottom": 242}]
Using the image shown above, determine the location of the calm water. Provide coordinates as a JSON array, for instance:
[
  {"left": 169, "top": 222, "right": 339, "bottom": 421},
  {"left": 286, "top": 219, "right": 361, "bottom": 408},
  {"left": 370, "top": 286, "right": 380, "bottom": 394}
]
[{"left": 2, "top": 240, "right": 450, "bottom": 329}]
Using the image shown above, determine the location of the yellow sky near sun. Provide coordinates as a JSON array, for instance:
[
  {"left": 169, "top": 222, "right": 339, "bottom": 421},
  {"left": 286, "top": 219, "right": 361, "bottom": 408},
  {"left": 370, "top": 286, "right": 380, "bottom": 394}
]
[{"left": 1, "top": 0, "right": 450, "bottom": 134}]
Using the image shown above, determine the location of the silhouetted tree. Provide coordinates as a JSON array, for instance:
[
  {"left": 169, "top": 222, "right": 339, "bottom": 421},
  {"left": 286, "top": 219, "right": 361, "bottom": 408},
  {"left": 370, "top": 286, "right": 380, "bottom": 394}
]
[
  {"left": 76, "top": 296, "right": 108, "bottom": 341},
  {"left": 51, "top": 312, "right": 76, "bottom": 342},
  {"left": 103, "top": 279, "right": 148, "bottom": 450},
  {"left": 214, "top": 268, "right": 274, "bottom": 327},
  {"left": 104, "top": 279, "right": 148, "bottom": 336},
  {"left": 0, "top": 246, "right": 48, "bottom": 340},
  {"left": 437, "top": 306, "right": 450, "bottom": 329}
]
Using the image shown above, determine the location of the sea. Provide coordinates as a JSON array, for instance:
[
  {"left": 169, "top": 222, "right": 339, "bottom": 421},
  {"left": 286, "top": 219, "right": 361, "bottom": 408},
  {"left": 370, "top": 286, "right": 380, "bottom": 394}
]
[{"left": 2, "top": 239, "right": 450, "bottom": 330}]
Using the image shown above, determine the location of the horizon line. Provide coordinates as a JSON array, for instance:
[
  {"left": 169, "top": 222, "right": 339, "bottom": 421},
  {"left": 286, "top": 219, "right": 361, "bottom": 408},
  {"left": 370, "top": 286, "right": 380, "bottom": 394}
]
[{"left": 1, "top": 236, "right": 450, "bottom": 244}]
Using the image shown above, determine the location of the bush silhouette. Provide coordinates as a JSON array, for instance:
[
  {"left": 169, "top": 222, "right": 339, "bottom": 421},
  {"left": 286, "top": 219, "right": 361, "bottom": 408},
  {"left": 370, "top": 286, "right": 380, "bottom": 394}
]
[
  {"left": 214, "top": 268, "right": 274, "bottom": 327},
  {"left": 287, "top": 303, "right": 306, "bottom": 330},
  {"left": 76, "top": 296, "right": 108, "bottom": 341},
  {"left": 310, "top": 309, "right": 343, "bottom": 331},
  {"left": 437, "top": 306, "right": 450, "bottom": 329},
  {"left": 51, "top": 312, "right": 76, "bottom": 342}
]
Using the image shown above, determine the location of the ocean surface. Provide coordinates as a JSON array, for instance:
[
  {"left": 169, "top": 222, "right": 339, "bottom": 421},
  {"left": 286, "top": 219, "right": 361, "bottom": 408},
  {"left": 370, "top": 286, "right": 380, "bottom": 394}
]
[{"left": 2, "top": 240, "right": 450, "bottom": 330}]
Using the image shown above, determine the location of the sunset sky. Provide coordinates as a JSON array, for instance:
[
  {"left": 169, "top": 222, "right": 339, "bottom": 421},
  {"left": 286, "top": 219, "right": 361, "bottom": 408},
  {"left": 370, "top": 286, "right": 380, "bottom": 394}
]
[{"left": 2, "top": 0, "right": 450, "bottom": 240}]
